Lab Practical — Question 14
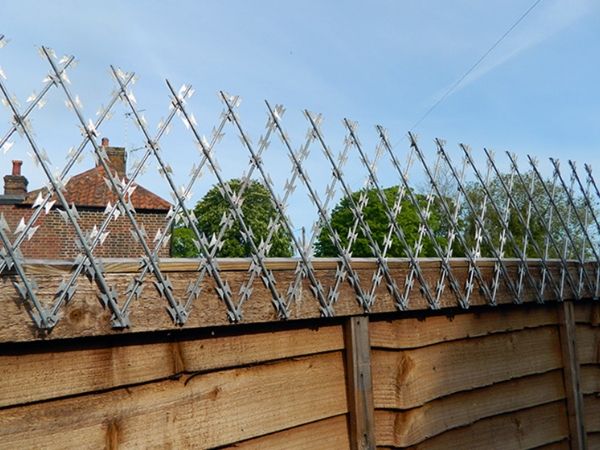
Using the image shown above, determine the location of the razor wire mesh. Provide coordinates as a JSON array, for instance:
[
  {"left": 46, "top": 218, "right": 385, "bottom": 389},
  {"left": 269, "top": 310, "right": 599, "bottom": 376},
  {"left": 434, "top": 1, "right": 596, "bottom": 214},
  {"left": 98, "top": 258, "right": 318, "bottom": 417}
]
[{"left": 0, "top": 36, "right": 599, "bottom": 330}]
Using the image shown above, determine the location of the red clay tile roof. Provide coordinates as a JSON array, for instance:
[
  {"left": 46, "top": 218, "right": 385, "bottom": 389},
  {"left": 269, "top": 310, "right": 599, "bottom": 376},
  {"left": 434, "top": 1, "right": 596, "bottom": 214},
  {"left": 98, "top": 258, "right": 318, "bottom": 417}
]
[{"left": 25, "top": 166, "right": 171, "bottom": 211}]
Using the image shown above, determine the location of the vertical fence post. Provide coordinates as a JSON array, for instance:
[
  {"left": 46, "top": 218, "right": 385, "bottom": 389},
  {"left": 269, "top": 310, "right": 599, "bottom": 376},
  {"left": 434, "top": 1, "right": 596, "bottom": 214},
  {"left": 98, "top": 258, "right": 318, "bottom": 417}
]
[
  {"left": 558, "top": 301, "right": 587, "bottom": 449},
  {"left": 344, "top": 315, "right": 375, "bottom": 449}
]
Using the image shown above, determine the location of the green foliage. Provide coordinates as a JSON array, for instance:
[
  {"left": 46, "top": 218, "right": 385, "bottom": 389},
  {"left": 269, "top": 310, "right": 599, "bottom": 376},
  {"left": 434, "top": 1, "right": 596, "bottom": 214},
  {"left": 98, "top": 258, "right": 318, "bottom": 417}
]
[
  {"left": 171, "top": 179, "right": 293, "bottom": 258},
  {"left": 171, "top": 173, "right": 598, "bottom": 261},
  {"left": 170, "top": 226, "right": 198, "bottom": 258},
  {"left": 461, "top": 171, "right": 595, "bottom": 259},
  {"left": 314, "top": 186, "right": 450, "bottom": 257}
]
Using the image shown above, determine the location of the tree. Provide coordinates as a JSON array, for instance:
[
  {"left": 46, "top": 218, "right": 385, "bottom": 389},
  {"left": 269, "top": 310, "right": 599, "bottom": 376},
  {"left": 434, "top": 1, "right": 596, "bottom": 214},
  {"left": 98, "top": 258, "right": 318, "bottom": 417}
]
[
  {"left": 461, "top": 171, "right": 596, "bottom": 260},
  {"left": 170, "top": 227, "right": 198, "bottom": 258},
  {"left": 314, "top": 186, "right": 451, "bottom": 257},
  {"left": 171, "top": 179, "right": 294, "bottom": 258}
]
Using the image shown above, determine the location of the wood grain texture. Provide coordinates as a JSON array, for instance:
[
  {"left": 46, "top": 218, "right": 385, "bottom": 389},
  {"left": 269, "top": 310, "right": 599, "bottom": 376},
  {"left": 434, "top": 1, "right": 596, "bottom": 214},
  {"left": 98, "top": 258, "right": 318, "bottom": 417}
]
[
  {"left": 374, "top": 370, "right": 565, "bottom": 447},
  {"left": 0, "top": 324, "right": 343, "bottom": 408},
  {"left": 583, "top": 394, "right": 600, "bottom": 433},
  {"left": 573, "top": 302, "right": 600, "bottom": 325},
  {"left": 531, "top": 440, "right": 570, "bottom": 450},
  {"left": 407, "top": 401, "right": 569, "bottom": 450},
  {"left": 18, "top": 257, "right": 532, "bottom": 274},
  {"left": 372, "top": 326, "right": 563, "bottom": 409},
  {"left": 588, "top": 433, "right": 600, "bottom": 449},
  {"left": 1, "top": 259, "right": 585, "bottom": 343},
  {"left": 574, "top": 324, "right": 600, "bottom": 364},
  {"left": 370, "top": 305, "right": 558, "bottom": 349},
  {"left": 227, "top": 415, "right": 350, "bottom": 449},
  {"left": 0, "top": 352, "right": 348, "bottom": 449},
  {"left": 345, "top": 316, "right": 375, "bottom": 450},
  {"left": 581, "top": 365, "right": 600, "bottom": 395},
  {"left": 377, "top": 440, "right": 571, "bottom": 450},
  {"left": 557, "top": 301, "right": 587, "bottom": 449}
]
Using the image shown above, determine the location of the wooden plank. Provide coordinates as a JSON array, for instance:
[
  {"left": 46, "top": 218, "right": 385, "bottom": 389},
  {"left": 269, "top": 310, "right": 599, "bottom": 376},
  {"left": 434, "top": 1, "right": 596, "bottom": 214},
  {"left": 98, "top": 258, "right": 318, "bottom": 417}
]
[
  {"left": 0, "top": 352, "right": 348, "bottom": 449},
  {"left": 372, "top": 326, "right": 562, "bottom": 409},
  {"left": 583, "top": 394, "right": 600, "bottom": 433},
  {"left": 20, "top": 257, "right": 510, "bottom": 275},
  {"left": 382, "top": 441, "right": 570, "bottom": 450},
  {"left": 408, "top": 401, "right": 569, "bottom": 450},
  {"left": 180, "top": 323, "right": 345, "bottom": 372},
  {"left": 588, "top": 302, "right": 600, "bottom": 325},
  {"left": 580, "top": 365, "right": 600, "bottom": 395},
  {"left": 588, "top": 433, "right": 600, "bottom": 449},
  {"left": 575, "top": 324, "right": 600, "bottom": 364},
  {"left": 532, "top": 440, "right": 571, "bottom": 450},
  {"left": 405, "top": 440, "right": 569, "bottom": 450},
  {"left": 0, "top": 339, "right": 174, "bottom": 409},
  {"left": 0, "top": 259, "right": 578, "bottom": 344},
  {"left": 573, "top": 302, "right": 600, "bottom": 325},
  {"left": 228, "top": 415, "right": 350, "bottom": 449},
  {"left": 0, "top": 268, "right": 358, "bottom": 343},
  {"left": 557, "top": 301, "right": 587, "bottom": 449},
  {"left": 370, "top": 305, "right": 557, "bottom": 349},
  {"left": 0, "top": 324, "right": 344, "bottom": 408},
  {"left": 374, "top": 370, "right": 565, "bottom": 447},
  {"left": 344, "top": 316, "right": 375, "bottom": 450}
]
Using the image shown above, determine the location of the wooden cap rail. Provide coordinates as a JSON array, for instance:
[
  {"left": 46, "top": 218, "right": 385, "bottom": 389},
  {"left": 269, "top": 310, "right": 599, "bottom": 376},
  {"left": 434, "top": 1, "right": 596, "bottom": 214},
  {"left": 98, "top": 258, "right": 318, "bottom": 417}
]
[{"left": 0, "top": 258, "right": 592, "bottom": 343}]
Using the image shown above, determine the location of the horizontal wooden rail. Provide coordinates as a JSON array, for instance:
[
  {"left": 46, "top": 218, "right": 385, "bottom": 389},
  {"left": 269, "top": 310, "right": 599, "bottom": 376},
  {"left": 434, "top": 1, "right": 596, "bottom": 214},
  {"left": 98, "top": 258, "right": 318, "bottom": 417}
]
[
  {"left": 16, "top": 256, "right": 581, "bottom": 273},
  {"left": 0, "top": 258, "right": 593, "bottom": 343}
]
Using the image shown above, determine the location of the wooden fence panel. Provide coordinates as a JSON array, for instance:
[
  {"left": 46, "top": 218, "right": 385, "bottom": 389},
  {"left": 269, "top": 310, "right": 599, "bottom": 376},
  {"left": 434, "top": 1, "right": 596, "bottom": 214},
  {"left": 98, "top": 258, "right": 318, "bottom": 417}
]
[
  {"left": 575, "top": 324, "right": 600, "bottom": 365},
  {"left": 583, "top": 394, "right": 600, "bottom": 433},
  {"left": 227, "top": 415, "right": 350, "bottom": 449},
  {"left": 573, "top": 307, "right": 600, "bottom": 447},
  {"left": 370, "top": 305, "right": 558, "bottom": 349},
  {"left": 374, "top": 371, "right": 565, "bottom": 447},
  {"left": 372, "top": 326, "right": 563, "bottom": 410},
  {"left": 370, "top": 307, "right": 573, "bottom": 449},
  {"left": 533, "top": 441, "right": 571, "bottom": 450},
  {"left": 581, "top": 365, "right": 600, "bottom": 394},
  {"left": 2, "top": 287, "right": 598, "bottom": 448},
  {"left": 0, "top": 351, "right": 348, "bottom": 449},
  {"left": 406, "top": 402, "right": 569, "bottom": 450},
  {"left": 0, "top": 324, "right": 344, "bottom": 408},
  {"left": 574, "top": 302, "right": 600, "bottom": 326}
]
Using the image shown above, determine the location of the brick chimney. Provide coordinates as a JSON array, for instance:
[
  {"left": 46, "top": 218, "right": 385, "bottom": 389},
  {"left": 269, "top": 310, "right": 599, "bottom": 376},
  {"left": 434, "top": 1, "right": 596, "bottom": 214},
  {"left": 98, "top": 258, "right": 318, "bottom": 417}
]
[
  {"left": 4, "top": 160, "right": 28, "bottom": 198},
  {"left": 99, "top": 137, "right": 127, "bottom": 177}
]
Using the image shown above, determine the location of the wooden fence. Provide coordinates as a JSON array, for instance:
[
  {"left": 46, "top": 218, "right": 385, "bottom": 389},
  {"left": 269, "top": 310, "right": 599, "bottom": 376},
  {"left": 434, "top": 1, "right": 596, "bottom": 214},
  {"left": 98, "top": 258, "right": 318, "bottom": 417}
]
[{"left": 1, "top": 259, "right": 599, "bottom": 449}]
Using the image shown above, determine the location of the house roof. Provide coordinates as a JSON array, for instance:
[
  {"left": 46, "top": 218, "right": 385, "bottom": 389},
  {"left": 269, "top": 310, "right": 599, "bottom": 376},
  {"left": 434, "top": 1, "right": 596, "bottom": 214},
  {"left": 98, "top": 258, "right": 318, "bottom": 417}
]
[{"left": 25, "top": 166, "right": 171, "bottom": 211}]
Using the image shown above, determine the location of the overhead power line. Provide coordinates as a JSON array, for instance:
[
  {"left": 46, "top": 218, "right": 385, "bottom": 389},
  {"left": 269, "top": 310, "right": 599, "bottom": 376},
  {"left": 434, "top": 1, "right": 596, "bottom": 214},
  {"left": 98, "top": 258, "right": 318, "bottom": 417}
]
[{"left": 410, "top": 0, "right": 544, "bottom": 131}]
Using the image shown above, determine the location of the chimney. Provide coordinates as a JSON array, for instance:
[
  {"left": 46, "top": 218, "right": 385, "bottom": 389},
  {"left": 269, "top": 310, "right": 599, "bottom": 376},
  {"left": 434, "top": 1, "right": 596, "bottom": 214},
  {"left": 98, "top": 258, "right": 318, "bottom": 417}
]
[
  {"left": 4, "top": 160, "right": 28, "bottom": 198},
  {"left": 99, "top": 137, "right": 127, "bottom": 177}
]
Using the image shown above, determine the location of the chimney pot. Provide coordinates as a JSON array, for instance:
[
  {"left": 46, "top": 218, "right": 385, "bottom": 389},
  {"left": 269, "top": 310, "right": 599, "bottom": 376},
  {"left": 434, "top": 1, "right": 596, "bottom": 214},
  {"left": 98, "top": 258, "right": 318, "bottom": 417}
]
[{"left": 12, "top": 160, "right": 22, "bottom": 176}]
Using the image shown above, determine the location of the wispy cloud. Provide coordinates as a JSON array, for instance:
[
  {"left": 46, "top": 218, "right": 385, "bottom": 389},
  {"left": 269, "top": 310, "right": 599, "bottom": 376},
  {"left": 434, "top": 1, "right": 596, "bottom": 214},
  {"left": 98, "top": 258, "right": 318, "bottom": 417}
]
[{"left": 438, "top": 0, "right": 596, "bottom": 98}]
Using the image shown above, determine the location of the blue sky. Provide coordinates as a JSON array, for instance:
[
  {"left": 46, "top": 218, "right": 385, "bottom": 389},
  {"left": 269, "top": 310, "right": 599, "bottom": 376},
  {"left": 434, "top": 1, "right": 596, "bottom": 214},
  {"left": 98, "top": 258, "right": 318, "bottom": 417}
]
[{"left": 0, "top": 0, "right": 599, "bottom": 234}]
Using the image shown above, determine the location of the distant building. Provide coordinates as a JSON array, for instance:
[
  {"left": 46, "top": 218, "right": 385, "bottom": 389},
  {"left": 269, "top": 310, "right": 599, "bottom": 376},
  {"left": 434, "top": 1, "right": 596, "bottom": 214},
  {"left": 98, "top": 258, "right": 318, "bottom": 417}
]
[{"left": 0, "top": 138, "right": 172, "bottom": 259}]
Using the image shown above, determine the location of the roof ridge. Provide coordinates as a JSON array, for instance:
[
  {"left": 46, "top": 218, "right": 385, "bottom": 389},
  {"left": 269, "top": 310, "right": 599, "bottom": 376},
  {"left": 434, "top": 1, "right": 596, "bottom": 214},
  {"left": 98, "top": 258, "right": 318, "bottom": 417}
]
[{"left": 23, "top": 165, "right": 171, "bottom": 211}]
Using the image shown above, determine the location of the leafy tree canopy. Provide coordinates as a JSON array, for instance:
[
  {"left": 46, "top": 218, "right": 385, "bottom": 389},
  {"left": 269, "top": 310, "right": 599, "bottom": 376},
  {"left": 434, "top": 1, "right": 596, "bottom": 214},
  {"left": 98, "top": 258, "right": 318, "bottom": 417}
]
[
  {"left": 170, "top": 227, "right": 198, "bottom": 258},
  {"left": 461, "top": 171, "right": 595, "bottom": 260},
  {"left": 314, "top": 186, "right": 451, "bottom": 257},
  {"left": 172, "top": 173, "right": 597, "bottom": 261},
  {"left": 171, "top": 179, "right": 293, "bottom": 258}
]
